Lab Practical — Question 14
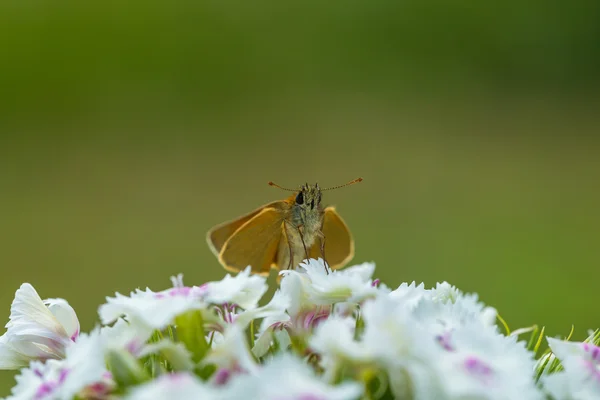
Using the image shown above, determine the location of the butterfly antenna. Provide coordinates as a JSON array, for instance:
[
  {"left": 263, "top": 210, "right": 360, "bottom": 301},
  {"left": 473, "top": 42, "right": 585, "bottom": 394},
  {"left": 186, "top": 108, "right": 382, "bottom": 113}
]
[
  {"left": 322, "top": 177, "right": 363, "bottom": 191},
  {"left": 268, "top": 181, "right": 297, "bottom": 191}
]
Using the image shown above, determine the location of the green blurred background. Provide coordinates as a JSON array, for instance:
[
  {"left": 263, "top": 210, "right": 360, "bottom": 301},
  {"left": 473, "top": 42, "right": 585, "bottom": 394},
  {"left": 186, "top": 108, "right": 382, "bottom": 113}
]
[{"left": 1, "top": 0, "right": 599, "bottom": 393}]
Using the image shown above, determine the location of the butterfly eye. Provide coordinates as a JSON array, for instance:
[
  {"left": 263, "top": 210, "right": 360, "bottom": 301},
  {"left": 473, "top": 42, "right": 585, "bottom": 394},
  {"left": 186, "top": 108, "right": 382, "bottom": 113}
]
[{"left": 295, "top": 192, "right": 304, "bottom": 205}]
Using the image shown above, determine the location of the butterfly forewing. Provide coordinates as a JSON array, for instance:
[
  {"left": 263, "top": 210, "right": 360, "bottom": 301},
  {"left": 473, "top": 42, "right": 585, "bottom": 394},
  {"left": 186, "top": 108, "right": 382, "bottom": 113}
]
[
  {"left": 206, "top": 200, "right": 284, "bottom": 257},
  {"left": 218, "top": 204, "right": 290, "bottom": 275}
]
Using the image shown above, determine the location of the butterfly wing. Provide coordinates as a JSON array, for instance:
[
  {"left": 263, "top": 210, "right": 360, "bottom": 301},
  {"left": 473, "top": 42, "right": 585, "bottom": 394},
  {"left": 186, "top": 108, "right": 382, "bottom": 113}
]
[
  {"left": 206, "top": 200, "right": 284, "bottom": 258},
  {"left": 309, "top": 206, "right": 354, "bottom": 270},
  {"left": 218, "top": 203, "right": 290, "bottom": 275}
]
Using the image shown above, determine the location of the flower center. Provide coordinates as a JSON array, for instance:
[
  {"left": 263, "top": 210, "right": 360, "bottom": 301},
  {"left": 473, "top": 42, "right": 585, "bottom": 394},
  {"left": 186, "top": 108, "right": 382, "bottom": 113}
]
[
  {"left": 34, "top": 369, "right": 70, "bottom": 400},
  {"left": 435, "top": 332, "right": 454, "bottom": 351},
  {"left": 582, "top": 342, "right": 600, "bottom": 362},
  {"left": 35, "top": 381, "right": 58, "bottom": 399},
  {"left": 214, "top": 368, "right": 232, "bottom": 385},
  {"left": 464, "top": 356, "right": 493, "bottom": 383}
]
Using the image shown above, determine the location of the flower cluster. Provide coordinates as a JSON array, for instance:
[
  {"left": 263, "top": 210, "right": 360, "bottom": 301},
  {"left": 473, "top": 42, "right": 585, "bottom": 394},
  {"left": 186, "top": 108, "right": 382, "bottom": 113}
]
[{"left": 0, "top": 259, "right": 598, "bottom": 399}]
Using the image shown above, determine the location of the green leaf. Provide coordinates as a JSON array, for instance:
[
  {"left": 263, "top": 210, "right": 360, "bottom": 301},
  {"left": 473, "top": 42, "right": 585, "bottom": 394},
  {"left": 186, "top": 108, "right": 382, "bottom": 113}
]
[
  {"left": 196, "top": 363, "right": 217, "bottom": 380},
  {"left": 565, "top": 325, "right": 575, "bottom": 341},
  {"left": 354, "top": 309, "right": 365, "bottom": 341},
  {"left": 532, "top": 326, "right": 545, "bottom": 356},
  {"left": 249, "top": 319, "right": 256, "bottom": 349},
  {"left": 525, "top": 325, "right": 539, "bottom": 351},
  {"left": 496, "top": 314, "right": 510, "bottom": 335},
  {"left": 175, "top": 310, "right": 210, "bottom": 364},
  {"left": 106, "top": 349, "right": 150, "bottom": 388}
]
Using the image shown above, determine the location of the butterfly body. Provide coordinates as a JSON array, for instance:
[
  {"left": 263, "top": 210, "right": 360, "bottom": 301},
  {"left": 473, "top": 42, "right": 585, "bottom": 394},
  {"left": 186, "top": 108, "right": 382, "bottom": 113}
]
[
  {"left": 207, "top": 179, "right": 361, "bottom": 275},
  {"left": 279, "top": 185, "right": 325, "bottom": 271}
]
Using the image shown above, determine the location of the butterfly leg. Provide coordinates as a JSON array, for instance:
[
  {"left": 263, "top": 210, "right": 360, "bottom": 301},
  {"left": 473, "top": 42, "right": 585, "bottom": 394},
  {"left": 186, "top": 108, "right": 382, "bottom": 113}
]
[
  {"left": 317, "top": 230, "right": 330, "bottom": 274},
  {"left": 283, "top": 220, "right": 310, "bottom": 268},
  {"left": 295, "top": 225, "right": 310, "bottom": 262},
  {"left": 282, "top": 220, "right": 295, "bottom": 270}
]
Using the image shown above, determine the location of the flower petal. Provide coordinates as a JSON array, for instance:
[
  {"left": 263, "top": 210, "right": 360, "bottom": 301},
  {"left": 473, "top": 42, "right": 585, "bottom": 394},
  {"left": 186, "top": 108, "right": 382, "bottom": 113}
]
[
  {"left": 7, "top": 284, "right": 67, "bottom": 338},
  {"left": 0, "top": 336, "right": 30, "bottom": 369},
  {"left": 44, "top": 298, "right": 80, "bottom": 340}
]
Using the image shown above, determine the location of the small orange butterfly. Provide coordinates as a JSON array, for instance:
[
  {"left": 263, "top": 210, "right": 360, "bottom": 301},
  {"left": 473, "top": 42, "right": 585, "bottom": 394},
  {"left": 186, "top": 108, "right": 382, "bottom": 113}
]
[{"left": 206, "top": 178, "right": 362, "bottom": 275}]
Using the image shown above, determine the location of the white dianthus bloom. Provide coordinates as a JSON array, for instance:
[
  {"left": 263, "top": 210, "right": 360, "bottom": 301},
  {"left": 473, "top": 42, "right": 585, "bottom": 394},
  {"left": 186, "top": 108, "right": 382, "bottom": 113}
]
[
  {"left": 309, "top": 317, "right": 371, "bottom": 382},
  {"left": 546, "top": 337, "right": 600, "bottom": 363},
  {"left": 259, "top": 259, "right": 381, "bottom": 346},
  {"left": 5, "top": 329, "right": 110, "bottom": 400},
  {"left": 200, "top": 267, "right": 268, "bottom": 310},
  {"left": 431, "top": 282, "right": 497, "bottom": 327},
  {"left": 98, "top": 275, "right": 207, "bottom": 330},
  {"left": 435, "top": 323, "right": 543, "bottom": 400},
  {"left": 99, "top": 317, "right": 154, "bottom": 356},
  {"left": 542, "top": 337, "right": 600, "bottom": 400},
  {"left": 125, "top": 372, "right": 218, "bottom": 400},
  {"left": 279, "top": 263, "right": 317, "bottom": 317},
  {"left": 254, "top": 269, "right": 324, "bottom": 343},
  {"left": 231, "top": 289, "right": 290, "bottom": 330},
  {"left": 392, "top": 281, "right": 497, "bottom": 329},
  {"left": 310, "top": 316, "right": 366, "bottom": 361},
  {"left": 0, "top": 284, "right": 79, "bottom": 369},
  {"left": 282, "top": 259, "right": 381, "bottom": 307},
  {"left": 202, "top": 324, "right": 258, "bottom": 385},
  {"left": 222, "top": 353, "right": 363, "bottom": 400},
  {"left": 360, "top": 295, "right": 445, "bottom": 399},
  {"left": 412, "top": 297, "right": 498, "bottom": 343},
  {"left": 99, "top": 270, "right": 269, "bottom": 333},
  {"left": 388, "top": 281, "right": 429, "bottom": 310}
]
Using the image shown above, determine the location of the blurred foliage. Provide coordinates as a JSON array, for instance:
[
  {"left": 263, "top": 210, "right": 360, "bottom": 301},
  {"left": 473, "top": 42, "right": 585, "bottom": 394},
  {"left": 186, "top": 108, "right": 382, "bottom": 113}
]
[{"left": 1, "top": 0, "right": 599, "bottom": 394}]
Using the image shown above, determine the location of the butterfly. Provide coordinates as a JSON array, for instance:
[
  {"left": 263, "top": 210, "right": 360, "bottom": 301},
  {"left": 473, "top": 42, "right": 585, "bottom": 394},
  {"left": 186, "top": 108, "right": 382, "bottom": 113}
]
[{"left": 206, "top": 178, "right": 362, "bottom": 275}]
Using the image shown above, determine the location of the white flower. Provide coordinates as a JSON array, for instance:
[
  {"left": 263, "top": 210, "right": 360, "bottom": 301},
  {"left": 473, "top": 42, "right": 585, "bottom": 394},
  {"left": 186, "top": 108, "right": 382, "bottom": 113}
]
[
  {"left": 392, "top": 281, "right": 497, "bottom": 334},
  {"left": 249, "top": 289, "right": 292, "bottom": 358},
  {"left": 360, "top": 295, "right": 445, "bottom": 399},
  {"left": 278, "top": 265, "right": 313, "bottom": 317},
  {"left": 202, "top": 325, "right": 258, "bottom": 385},
  {"left": 546, "top": 337, "right": 600, "bottom": 363},
  {"left": 309, "top": 317, "right": 370, "bottom": 382},
  {"left": 253, "top": 276, "right": 324, "bottom": 346},
  {"left": 542, "top": 371, "right": 573, "bottom": 400},
  {"left": 222, "top": 353, "right": 363, "bottom": 400},
  {"left": 201, "top": 267, "right": 268, "bottom": 310},
  {"left": 99, "top": 317, "right": 153, "bottom": 356},
  {"left": 389, "top": 281, "right": 497, "bottom": 328},
  {"left": 125, "top": 372, "right": 218, "bottom": 400},
  {"left": 99, "top": 270, "right": 269, "bottom": 333},
  {"left": 412, "top": 297, "right": 498, "bottom": 343},
  {"left": 281, "top": 259, "right": 381, "bottom": 308},
  {"left": 542, "top": 337, "right": 600, "bottom": 400},
  {"left": 5, "top": 329, "right": 110, "bottom": 400},
  {"left": 388, "top": 281, "right": 429, "bottom": 310},
  {"left": 98, "top": 276, "right": 207, "bottom": 331},
  {"left": 258, "top": 259, "right": 381, "bottom": 344},
  {"left": 430, "top": 282, "right": 497, "bottom": 327},
  {"left": 226, "top": 289, "right": 290, "bottom": 330},
  {"left": 435, "top": 323, "right": 542, "bottom": 400},
  {"left": 0, "top": 283, "right": 79, "bottom": 369}
]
